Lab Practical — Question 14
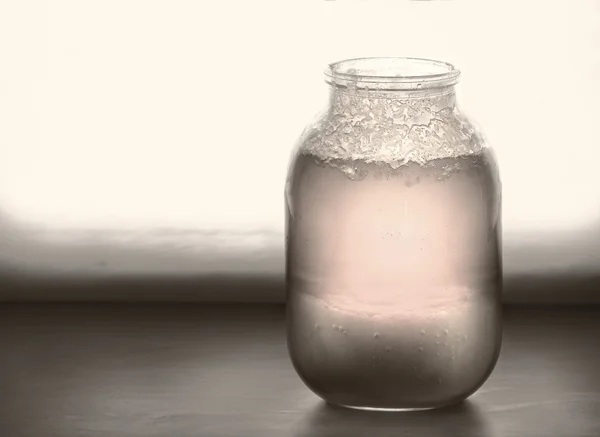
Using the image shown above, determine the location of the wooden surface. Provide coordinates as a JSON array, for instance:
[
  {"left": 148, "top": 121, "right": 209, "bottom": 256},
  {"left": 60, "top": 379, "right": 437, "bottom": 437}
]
[{"left": 0, "top": 304, "right": 599, "bottom": 437}]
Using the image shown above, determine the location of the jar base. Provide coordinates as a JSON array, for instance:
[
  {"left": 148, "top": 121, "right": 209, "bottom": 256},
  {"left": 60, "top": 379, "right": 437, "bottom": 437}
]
[{"left": 332, "top": 403, "right": 442, "bottom": 412}]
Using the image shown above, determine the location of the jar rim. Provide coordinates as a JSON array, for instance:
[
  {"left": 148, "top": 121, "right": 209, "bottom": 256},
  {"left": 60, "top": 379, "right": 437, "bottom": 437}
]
[{"left": 325, "top": 57, "right": 460, "bottom": 91}]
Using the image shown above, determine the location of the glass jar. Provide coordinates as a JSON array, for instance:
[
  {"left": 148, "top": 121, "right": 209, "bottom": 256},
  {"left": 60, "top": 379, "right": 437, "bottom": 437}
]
[{"left": 285, "top": 58, "right": 502, "bottom": 411}]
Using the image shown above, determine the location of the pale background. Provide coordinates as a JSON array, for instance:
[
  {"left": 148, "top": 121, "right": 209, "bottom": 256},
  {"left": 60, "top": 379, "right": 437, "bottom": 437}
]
[{"left": 0, "top": 0, "right": 599, "bottom": 302}]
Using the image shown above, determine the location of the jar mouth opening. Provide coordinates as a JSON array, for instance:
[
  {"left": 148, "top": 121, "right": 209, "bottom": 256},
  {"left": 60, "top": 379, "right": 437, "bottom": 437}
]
[{"left": 325, "top": 57, "right": 460, "bottom": 91}]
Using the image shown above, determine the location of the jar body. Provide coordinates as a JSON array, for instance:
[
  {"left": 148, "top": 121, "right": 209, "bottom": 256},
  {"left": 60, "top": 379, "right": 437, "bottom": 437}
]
[{"left": 285, "top": 59, "right": 502, "bottom": 410}]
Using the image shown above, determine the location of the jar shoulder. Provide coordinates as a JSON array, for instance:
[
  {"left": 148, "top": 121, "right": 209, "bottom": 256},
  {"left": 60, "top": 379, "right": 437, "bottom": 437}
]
[{"left": 291, "top": 103, "right": 493, "bottom": 167}]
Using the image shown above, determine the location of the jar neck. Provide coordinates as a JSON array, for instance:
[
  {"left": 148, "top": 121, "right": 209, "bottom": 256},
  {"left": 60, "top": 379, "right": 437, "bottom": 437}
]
[{"left": 328, "top": 85, "right": 457, "bottom": 117}]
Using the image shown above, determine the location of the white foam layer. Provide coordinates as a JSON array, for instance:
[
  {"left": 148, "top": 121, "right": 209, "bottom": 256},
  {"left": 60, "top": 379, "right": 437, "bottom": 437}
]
[{"left": 299, "top": 90, "right": 485, "bottom": 168}]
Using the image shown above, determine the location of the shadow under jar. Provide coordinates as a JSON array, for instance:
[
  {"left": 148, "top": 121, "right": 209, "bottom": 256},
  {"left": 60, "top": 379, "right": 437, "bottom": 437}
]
[{"left": 285, "top": 58, "right": 502, "bottom": 411}]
